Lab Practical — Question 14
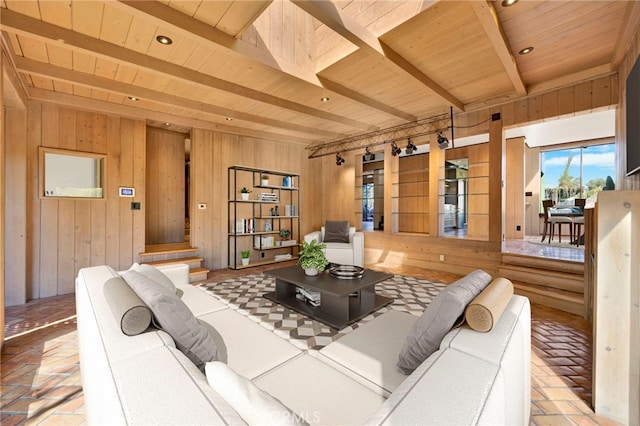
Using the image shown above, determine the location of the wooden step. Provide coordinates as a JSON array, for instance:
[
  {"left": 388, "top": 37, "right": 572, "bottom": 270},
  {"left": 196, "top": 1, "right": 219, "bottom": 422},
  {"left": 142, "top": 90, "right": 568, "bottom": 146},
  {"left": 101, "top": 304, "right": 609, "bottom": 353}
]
[
  {"left": 140, "top": 242, "right": 198, "bottom": 257},
  {"left": 144, "top": 257, "right": 203, "bottom": 269},
  {"left": 513, "top": 282, "right": 584, "bottom": 317},
  {"left": 189, "top": 267, "right": 209, "bottom": 283},
  {"left": 498, "top": 264, "right": 584, "bottom": 294},
  {"left": 502, "top": 253, "right": 584, "bottom": 275}
]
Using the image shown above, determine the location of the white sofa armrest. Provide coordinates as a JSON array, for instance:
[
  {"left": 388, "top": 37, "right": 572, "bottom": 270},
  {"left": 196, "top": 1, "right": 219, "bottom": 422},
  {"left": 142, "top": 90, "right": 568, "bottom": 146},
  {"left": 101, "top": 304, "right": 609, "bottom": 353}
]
[
  {"left": 155, "top": 263, "right": 190, "bottom": 287},
  {"left": 304, "top": 231, "right": 322, "bottom": 244},
  {"left": 352, "top": 231, "right": 364, "bottom": 267}
]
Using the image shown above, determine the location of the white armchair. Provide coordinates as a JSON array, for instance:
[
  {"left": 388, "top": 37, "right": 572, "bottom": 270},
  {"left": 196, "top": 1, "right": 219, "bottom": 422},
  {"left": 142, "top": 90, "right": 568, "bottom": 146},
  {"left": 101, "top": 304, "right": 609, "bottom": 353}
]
[{"left": 304, "top": 226, "right": 364, "bottom": 267}]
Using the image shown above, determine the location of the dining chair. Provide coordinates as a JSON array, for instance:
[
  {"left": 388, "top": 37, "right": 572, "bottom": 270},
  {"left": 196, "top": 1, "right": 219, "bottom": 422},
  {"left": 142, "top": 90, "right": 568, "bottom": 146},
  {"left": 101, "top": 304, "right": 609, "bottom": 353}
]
[
  {"left": 542, "top": 199, "right": 573, "bottom": 244},
  {"left": 572, "top": 198, "right": 586, "bottom": 246}
]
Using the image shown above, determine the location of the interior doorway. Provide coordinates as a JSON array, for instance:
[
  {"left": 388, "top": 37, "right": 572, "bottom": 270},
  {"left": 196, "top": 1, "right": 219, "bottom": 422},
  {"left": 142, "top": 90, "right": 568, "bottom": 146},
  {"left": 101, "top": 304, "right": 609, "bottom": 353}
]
[{"left": 145, "top": 127, "right": 189, "bottom": 245}]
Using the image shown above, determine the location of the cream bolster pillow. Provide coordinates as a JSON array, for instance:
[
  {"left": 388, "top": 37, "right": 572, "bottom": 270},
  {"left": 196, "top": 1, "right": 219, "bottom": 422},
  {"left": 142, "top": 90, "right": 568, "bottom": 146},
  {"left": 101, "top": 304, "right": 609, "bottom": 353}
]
[
  {"left": 464, "top": 277, "right": 514, "bottom": 332},
  {"left": 103, "top": 276, "right": 152, "bottom": 336}
]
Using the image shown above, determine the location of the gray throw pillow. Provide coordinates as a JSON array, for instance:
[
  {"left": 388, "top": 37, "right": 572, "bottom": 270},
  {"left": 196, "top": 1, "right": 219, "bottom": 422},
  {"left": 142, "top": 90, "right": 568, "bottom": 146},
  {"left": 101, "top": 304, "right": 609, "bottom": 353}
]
[
  {"left": 397, "top": 269, "right": 493, "bottom": 374},
  {"left": 103, "top": 276, "right": 152, "bottom": 336},
  {"left": 324, "top": 221, "right": 350, "bottom": 243},
  {"left": 121, "top": 270, "right": 219, "bottom": 371},
  {"left": 124, "top": 263, "right": 176, "bottom": 294}
]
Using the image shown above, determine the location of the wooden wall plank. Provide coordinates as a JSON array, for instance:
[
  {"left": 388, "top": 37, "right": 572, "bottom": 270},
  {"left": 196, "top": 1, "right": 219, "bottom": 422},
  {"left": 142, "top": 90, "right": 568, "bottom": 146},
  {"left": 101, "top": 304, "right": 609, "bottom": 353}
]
[
  {"left": 57, "top": 199, "right": 75, "bottom": 294},
  {"left": 118, "top": 118, "right": 135, "bottom": 268},
  {"left": 26, "top": 101, "right": 42, "bottom": 299},
  {"left": 74, "top": 200, "right": 91, "bottom": 273},
  {"left": 105, "top": 116, "right": 121, "bottom": 267},
  {"left": 132, "top": 120, "right": 146, "bottom": 261},
  {"left": 3, "top": 107, "right": 27, "bottom": 305}
]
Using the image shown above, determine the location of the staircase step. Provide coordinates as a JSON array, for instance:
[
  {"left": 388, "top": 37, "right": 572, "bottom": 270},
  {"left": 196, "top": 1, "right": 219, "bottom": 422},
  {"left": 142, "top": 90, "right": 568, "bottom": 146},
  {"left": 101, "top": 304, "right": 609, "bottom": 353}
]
[
  {"left": 144, "top": 257, "right": 203, "bottom": 269},
  {"left": 140, "top": 243, "right": 198, "bottom": 257},
  {"left": 513, "top": 282, "right": 584, "bottom": 317},
  {"left": 502, "top": 253, "right": 583, "bottom": 275},
  {"left": 498, "top": 264, "right": 584, "bottom": 294},
  {"left": 189, "top": 267, "right": 209, "bottom": 283}
]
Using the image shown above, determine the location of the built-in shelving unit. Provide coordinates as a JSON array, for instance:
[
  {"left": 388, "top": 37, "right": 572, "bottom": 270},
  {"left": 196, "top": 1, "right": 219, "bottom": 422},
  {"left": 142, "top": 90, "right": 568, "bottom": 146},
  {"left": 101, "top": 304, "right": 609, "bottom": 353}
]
[{"left": 227, "top": 166, "right": 300, "bottom": 269}]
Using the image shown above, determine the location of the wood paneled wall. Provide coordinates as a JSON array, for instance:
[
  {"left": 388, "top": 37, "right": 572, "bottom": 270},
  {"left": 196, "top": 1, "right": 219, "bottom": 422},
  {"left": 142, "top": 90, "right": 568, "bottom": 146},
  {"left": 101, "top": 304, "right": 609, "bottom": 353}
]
[
  {"left": 189, "top": 129, "right": 310, "bottom": 270},
  {"left": 397, "top": 153, "right": 429, "bottom": 233},
  {"left": 1, "top": 49, "right": 5, "bottom": 345},
  {"left": 25, "top": 102, "right": 146, "bottom": 299},
  {"left": 145, "top": 127, "right": 186, "bottom": 245},
  {"left": 4, "top": 106, "right": 27, "bottom": 305},
  {"left": 506, "top": 137, "right": 525, "bottom": 239}
]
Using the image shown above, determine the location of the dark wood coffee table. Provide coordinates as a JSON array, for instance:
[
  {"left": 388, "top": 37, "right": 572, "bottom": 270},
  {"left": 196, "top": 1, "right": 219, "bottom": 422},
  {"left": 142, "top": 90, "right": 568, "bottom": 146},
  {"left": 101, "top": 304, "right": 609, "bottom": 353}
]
[{"left": 264, "top": 265, "right": 393, "bottom": 330}]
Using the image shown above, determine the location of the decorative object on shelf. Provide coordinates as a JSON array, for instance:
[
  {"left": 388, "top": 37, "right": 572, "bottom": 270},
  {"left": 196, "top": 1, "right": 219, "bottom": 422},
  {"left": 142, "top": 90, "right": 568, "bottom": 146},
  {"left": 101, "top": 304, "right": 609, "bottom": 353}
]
[
  {"left": 261, "top": 175, "right": 269, "bottom": 186},
  {"left": 240, "top": 187, "right": 251, "bottom": 201},
  {"left": 240, "top": 250, "right": 250, "bottom": 266},
  {"left": 298, "top": 239, "right": 328, "bottom": 276},
  {"left": 264, "top": 220, "right": 272, "bottom": 232},
  {"left": 279, "top": 228, "right": 290, "bottom": 240},
  {"left": 283, "top": 176, "right": 293, "bottom": 187},
  {"left": 258, "top": 193, "right": 278, "bottom": 202},
  {"left": 329, "top": 265, "right": 364, "bottom": 279}
]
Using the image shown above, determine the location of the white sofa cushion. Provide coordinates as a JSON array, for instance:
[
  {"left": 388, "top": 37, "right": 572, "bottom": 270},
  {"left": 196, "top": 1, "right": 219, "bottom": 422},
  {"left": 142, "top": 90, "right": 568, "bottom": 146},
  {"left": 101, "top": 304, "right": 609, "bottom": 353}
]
[
  {"left": 179, "top": 285, "right": 228, "bottom": 317},
  {"left": 199, "top": 309, "right": 301, "bottom": 380},
  {"left": 255, "top": 354, "right": 385, "bottom": 426},
  {"left": 365, "top": 348, "right": 500, "bottom": 426},
  {"left": 206, "top": 361, "right": 307, "bottom": 425},
  {"left": 318, "top": 310, "right": 417, "bottom": 395},
  {"left": 110, "top": 346, "right": 247, "bottom": 425}
]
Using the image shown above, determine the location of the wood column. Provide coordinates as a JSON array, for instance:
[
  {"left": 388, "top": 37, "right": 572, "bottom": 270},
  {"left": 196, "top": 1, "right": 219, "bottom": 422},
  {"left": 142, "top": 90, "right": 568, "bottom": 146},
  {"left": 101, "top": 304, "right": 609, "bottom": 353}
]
[
  {"left": 488, "top": 112, "right": 505, "bottom": 245},
  {"left": 429, "top": 135, "right": 445, "bottom": 236}
]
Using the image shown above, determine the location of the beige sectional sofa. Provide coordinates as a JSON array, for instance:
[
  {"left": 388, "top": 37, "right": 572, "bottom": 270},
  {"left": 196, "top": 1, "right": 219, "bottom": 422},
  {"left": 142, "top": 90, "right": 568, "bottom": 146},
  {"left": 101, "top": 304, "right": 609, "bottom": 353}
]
[{"left": 76, "top": 263, "right": 531, "bottom": 425}]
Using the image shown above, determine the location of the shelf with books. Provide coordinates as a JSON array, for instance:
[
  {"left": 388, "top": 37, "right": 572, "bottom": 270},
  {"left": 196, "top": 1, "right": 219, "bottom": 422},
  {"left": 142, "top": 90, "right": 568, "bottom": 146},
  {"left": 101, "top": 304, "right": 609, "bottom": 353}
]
[{"left": 228, "top": 166, "right": 300, "bottom": 269}]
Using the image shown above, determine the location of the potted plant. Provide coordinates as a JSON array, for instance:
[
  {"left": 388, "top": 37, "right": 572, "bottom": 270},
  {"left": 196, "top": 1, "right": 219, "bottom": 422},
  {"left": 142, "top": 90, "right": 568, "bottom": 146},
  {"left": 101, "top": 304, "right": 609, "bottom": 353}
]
[
  {"left": 239, "top": 187, "right": 251, "bottom": 201},
  {"left": 297, "top": 240, "right": 328, "bottom": 276},
  {"left": 261, "top": 174, "right": 269, "bottom": 186},
  {"left": 240, "top": 250, "right": 250, "bottom": 266}
]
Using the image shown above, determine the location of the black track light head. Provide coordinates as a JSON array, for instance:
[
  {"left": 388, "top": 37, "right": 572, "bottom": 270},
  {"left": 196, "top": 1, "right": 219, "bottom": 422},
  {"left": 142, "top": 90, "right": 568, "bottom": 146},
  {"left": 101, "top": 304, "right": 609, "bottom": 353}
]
[
  {"left": 437, "top": 132, "right": 449, "bottom": 150},
  {"left": 405, "top": 139, "right": 417, "bottom": 155},
  {"left": 391, "top": 141, "right": 402, "bottom": 156},
  {"left": 336, "top": 152, "right": 345, "bottom": 166}
]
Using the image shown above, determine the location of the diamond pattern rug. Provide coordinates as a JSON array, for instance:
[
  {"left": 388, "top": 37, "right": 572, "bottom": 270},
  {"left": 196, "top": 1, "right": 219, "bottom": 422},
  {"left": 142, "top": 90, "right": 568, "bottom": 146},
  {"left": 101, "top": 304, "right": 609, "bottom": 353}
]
[{"left": 200, "top": 273, "right": 445, "bottom": 350}]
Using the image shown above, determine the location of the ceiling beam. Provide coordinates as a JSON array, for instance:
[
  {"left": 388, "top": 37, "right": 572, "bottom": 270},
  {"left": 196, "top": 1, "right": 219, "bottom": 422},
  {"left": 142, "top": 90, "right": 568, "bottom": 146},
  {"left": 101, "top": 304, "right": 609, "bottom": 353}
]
[
  {"left": 28, "top": 87, "right": 315, "bottom": 145},
  {"left": 112, "top": 0, "right": 321, "bottom": 87},
  {"left": 291, "top": 0, "right": 465, "bottom": 112},
  {"left": 1, "top": 8, "right": 376, "bottom": 131},
  {"left": 317, "top": 76, "right": 417, "bottom": 122},
  {"left": 471, "top": 1, "right": 527, "bottom": 96},
  {"left": 113, "top": 1, "right": 413, "bottom": 124},
  {"left": 14, "top": 56, "right": 340, "bottom": 139},
  {"left": 611, "top": 0, "right": 640, "bottom": 68}
]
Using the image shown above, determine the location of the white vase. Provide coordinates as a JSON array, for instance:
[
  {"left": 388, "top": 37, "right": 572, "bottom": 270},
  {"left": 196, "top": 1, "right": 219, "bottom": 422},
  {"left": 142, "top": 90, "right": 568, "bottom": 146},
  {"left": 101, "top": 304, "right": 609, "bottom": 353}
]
[
  {"left": 241, "top": 193, "right": 249, "bottom": 200},
  {"left": 261, "top": 179, "right": 268, "bottom": 186},
  {"left": 241, "top": 258, "right": 250, "bottom": 266},
  {"left": 304, "top": 267, "right": 319, "bottom": 276}
]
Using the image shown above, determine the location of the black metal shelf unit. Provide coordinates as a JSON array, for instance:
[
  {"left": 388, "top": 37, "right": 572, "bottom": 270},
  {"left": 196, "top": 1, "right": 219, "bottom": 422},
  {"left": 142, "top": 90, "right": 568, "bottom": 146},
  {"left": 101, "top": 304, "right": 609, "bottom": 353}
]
[{"left": 227, "top": 165, "right": 300, "bottom": 269}]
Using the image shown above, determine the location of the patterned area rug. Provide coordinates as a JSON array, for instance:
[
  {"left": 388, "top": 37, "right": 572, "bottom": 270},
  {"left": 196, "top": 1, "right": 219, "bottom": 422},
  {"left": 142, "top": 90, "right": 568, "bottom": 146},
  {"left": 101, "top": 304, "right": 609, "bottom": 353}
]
[{"left": 200, "top": 273, "right": 445, "bottom": 350}]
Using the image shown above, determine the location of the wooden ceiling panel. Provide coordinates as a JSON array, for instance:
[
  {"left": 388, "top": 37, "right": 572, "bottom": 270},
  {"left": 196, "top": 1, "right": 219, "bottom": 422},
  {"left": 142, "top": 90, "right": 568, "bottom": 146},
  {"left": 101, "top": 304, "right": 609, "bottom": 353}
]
[
  {"left": 1, "top": 0, "right": 631, "bottom": 148},
  {"left": 70, "top": 0, "right": 104, "bottom": 38}
]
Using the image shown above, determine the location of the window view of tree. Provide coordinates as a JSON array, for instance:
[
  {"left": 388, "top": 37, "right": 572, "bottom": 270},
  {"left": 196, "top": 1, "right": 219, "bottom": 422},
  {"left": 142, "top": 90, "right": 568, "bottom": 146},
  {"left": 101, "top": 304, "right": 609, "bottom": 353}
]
[{"left": 540, "top": 143, "right": 615, "bottom": 206}]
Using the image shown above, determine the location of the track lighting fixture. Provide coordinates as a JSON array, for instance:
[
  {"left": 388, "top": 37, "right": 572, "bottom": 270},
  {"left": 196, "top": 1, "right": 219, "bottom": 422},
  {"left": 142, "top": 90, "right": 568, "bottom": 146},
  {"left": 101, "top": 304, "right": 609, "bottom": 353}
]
[
  {"left": 390, "top": 141, "right": 402, "bottom": 156},
  {"left": 437, "top": 132, "right": 449, "bottom": 150},
  {"left": 336, "top": 152, "right": 345, "bottom": 166},
  {"left": 405, "top": 139, "right": 417, "bottom": 155},
  {"left": 364, "top": 147, "right": 375, "bottom": 162}
]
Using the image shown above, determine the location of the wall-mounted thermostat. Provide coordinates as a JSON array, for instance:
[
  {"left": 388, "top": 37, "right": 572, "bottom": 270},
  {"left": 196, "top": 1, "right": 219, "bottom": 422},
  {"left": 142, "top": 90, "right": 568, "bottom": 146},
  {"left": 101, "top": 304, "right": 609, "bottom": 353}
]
[{"left": 119, "top": 187, "right": 135, "bottom": 197}]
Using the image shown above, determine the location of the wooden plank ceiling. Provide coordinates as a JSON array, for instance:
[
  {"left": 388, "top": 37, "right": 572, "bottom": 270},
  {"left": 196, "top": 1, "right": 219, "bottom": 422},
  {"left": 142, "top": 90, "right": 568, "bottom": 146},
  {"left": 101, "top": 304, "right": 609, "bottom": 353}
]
[{"left": 1, "top": 0, "right": 638, "bottom": 147}]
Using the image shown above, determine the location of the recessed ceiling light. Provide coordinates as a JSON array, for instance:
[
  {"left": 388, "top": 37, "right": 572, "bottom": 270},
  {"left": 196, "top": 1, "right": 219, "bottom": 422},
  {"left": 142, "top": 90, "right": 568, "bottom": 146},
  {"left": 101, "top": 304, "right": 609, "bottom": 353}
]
[
  {"left": 156, "top": 35, "right": 173, "bottom": 45},
  {"left": 320, "top": 97, "right": 330, "bottom": 102},
  {"left": 225, "top": 117, "right": 233, "bottom": 121},
  {"left": 518, "top": 46, "right": 534, "bottom": 55},
  {"left": 164, "top": 122, "right": 170, "bottom": 126},
  {"left": 128, "top": 96, "right": 139, "bottom": 101},
  {"left": 501, "top": 0, "right": 519, "bottom": 7}
]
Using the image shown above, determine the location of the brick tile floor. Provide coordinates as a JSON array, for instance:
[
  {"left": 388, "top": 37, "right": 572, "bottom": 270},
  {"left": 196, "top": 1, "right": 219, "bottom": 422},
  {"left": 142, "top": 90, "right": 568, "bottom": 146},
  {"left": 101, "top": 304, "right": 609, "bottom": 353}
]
[{"left": 0, "top": 265, "right": 621, "bottom": 425}]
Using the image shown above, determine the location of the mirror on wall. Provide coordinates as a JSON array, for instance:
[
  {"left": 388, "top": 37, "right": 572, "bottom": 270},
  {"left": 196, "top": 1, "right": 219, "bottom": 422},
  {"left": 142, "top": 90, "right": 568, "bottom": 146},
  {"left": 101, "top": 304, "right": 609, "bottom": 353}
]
[
  {"left": 40, "top": 148, "right": 105, "bottom": 198},
  {"left": 442, "top": 158, "right": 468, "bottom": 237}
]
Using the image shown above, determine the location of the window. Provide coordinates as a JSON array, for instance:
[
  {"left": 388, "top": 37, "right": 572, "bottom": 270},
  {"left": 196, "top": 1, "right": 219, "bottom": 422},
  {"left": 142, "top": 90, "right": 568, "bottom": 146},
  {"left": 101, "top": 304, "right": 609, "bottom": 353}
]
[
  {"left": 540, "top": 143, "right": 615, "bottom": 206},
  {"left": 40, "top": 147, "right": 106, "bottom": 199}
]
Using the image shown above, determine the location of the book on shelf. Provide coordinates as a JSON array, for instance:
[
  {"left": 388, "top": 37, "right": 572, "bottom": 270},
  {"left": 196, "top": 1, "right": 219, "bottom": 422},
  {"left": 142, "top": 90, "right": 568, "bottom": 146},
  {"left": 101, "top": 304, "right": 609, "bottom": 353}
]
[
  {"left": 254, "top": 235, "right": 275, "bottom": 248},
  {"left": 274, "top": 253, "right": 292, "bottom": 261},
  {"left": 258, "top": 193, "right": 278, "bottom": 202},
  {"left": 234, "top": 218, "right": 255, "bottom": 234},
  {"left": 284, "top": 204, "right": 297, "bottom": 217}
]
